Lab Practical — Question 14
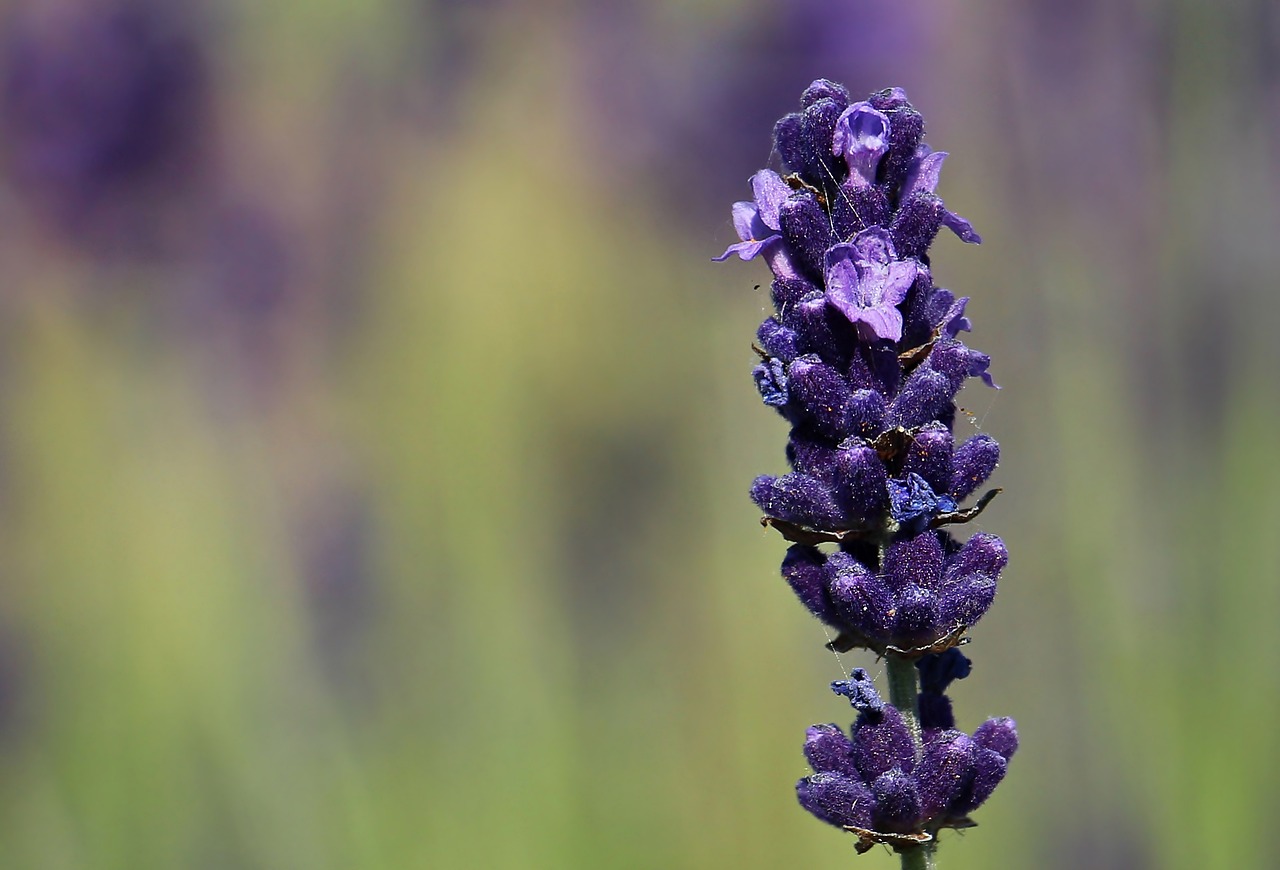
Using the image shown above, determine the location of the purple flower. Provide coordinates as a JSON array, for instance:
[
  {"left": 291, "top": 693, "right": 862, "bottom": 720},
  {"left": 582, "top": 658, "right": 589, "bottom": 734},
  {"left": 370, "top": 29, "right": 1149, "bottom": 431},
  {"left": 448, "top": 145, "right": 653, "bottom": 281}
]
[
  {"left": 0, "top": 0, "right": 211, "bottom": 244},
  {"left": 713, "top": 169, "right": 796, "bottom": 277},
  {"left": 832, "top": 101, "right": 891, "bottom": 186},
  {"left": 902, "top": 146, "right": 982, "bottom": 244},
  {"left": 824, "top": 228, "right": 918, "bottom": 341},
  {"left": 798, "top": 676, "right": 1018, "bottom": 836},
  {"left": 721, "top": 81, "right": 1014, "bottom": 851}
]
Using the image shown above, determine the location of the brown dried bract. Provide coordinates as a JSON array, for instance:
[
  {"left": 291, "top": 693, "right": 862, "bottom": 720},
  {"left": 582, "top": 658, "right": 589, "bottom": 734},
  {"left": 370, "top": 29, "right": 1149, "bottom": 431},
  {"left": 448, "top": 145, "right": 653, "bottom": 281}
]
[
  {"left": 826, "top": 624, "right": 971, "bottom": 660},
  {"left": 872, "top": 427, "right": 915, "bottom": 471},
  {"left": 759, "top": 516, "right": 876, "bottom": 546},
  {"left": 843, "top": 825, "right": 933, "bottom": 855},
  {"left": 929, "top": 488, "right": 1002, "bottom": 528}
]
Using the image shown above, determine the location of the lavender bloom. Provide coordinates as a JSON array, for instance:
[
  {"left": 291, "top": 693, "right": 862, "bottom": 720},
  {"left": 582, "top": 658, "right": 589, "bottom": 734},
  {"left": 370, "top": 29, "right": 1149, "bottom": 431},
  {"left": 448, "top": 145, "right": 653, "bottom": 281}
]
[
  {"left": 0, "top": 0, "right": 211, "bottom": 244},
  {"left": 902, "top": 147, "right": 983, "bottom": 244},
  {"left": 797, "top": 670, "right": 1018, "bottom": 841},
  {"left": 798, "top": 665, "right": 1018, "bottom": 844},
  {"left": 712, "top": 169, "right": 796, "bottom": 278},
  {"left": 825, "top": 230, "right": 919, "bottom": 342},
  {"left": 833, "top": 102, "right": 891, "bottom": 186},
  {"left": 718, "top": 80, "right": 1015, "bottom": 855}
]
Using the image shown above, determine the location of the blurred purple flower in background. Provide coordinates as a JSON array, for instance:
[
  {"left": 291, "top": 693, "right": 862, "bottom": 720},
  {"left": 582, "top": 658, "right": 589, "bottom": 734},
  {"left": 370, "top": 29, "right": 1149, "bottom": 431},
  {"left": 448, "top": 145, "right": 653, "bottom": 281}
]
[
  {"left": 572, "top": 0, "right": 948, "bottom": 223},
  {"left": 0, "top": 0, "right": 212, "bottom": 250}
]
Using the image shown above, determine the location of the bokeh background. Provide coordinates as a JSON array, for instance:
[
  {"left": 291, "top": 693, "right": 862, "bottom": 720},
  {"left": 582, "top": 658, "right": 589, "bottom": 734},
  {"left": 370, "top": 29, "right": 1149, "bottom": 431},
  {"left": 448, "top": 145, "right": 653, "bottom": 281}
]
[{"left": 0, "top": 0, "right": 1276, "bottom": 868}]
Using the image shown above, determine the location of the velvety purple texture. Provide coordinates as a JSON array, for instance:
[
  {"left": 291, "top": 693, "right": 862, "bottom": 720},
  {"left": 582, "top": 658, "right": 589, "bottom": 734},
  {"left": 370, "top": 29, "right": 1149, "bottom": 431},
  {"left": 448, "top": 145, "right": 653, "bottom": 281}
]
[
  {"left": 830, "top": 441, "right": 889, "bottom": 526},
  {"left": 753, "top": 358, "right": 789, "bottom": 408},
  {"left": 902, "top": 423, "right": 954, "bottom": 494},
  {"left": 851, "top": 706, "right": 915, "bottom": 781},
  {"left": 799, "top": 703, "right": 1018, "bottom": 834},
  {"left": 750, "top": 473, "right": 843, "bottom": 529},
  {"left": 973, "top": 717, "right": 1019, "bottom": 762},
  {"left": 916, "top": 731, "right": 976, "bottom": 819},
  {"left": 721, "top": 80, "right": 1014, "bottom": 840},
  {"left": 781, "top": 545, "right": 833, "bottom": 624},
  {"left": 870, "top": 769, "right": 923, "bottom": 833},
  {"left": 790, "top": 527, "right": 1007, "bottom": 650},
  {"left": 788, "top": 355, "right": 856, "bottom": 438},
  {"left": 796, "top": 772, "right": 875, "bottom": 829},
  {"left": 804, "top": 723, "right": 859, "bottom": 777},
  {"left": 780, "top": 194, "right": 835, "bottom": 282},
  {"left": 951, "top": 434, "right": 1000, "bottom": 499}
]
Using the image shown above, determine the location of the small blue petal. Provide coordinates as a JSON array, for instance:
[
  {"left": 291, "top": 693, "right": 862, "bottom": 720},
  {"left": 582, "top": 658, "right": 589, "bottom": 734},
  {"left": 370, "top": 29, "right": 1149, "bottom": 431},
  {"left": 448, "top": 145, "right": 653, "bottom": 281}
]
[
  {"left": 888, "top": 472, "right": 954, "bottom": 523},
  {"left": 753, "top": 358, "right": 789, "bottom": 407},
  {"left": 831, "top": 668, "right": 885, "bottom": 714}
]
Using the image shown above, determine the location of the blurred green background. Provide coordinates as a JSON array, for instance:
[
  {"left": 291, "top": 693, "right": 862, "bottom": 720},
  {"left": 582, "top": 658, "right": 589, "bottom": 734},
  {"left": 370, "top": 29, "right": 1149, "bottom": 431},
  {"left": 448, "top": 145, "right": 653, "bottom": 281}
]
[{"left": 0, "top": 0, "right": 1277, "bottom": 868}]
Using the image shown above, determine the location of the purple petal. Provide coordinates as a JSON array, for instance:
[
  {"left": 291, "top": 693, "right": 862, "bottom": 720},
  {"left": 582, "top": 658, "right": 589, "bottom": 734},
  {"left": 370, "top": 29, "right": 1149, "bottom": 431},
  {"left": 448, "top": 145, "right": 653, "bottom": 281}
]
[
  {"left": 824, "top": 239, "right": 914, "bottom": 342},
  {"left": 940, "top": 295, "right": 973, "bottom": 338},
  {"left": 942, "top": 209, "right": 982, "bottom": 244},
  {"left": 851, "top": 226, "right": 897, "bottom": 267},
  {"left": 880, "top": 260, "right": 918, "bottom": 306},
  {"left": 750, "top": 169, "right": 790, "bottom": 231},
  {"left": 853, "top": 306, "right": 904, "bottom": 343},
  {"left": 903, "top": 148, "right": 947, "bottom": 198},
  {"left": 730, "top": 200, "right": 759, "bottom": 240},
  {"left": 833, "top": 102, "right": 891, "bottom": 186},
  {"left": 712, "top": 237, "right": 772, "bottom": 262},
  {"left": 762, "top": 243, "right": 798, "bottom": 278},
  {"left": 825, "top": 242, "right": 861, "bottom": 294}
]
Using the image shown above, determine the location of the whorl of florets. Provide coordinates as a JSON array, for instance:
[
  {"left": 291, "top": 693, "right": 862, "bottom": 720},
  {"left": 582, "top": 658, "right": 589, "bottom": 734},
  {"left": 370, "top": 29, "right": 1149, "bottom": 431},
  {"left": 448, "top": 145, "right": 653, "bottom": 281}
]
[{"left": 796, "top": 669, "right": 1018, "bottom": 852}]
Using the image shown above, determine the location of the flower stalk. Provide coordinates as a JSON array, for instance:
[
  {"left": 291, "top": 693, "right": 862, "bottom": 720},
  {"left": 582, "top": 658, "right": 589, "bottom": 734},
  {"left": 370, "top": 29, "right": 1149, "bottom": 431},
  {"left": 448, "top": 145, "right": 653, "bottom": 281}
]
[{"left": 717, "top": 80, "right": 1017, "bottom": 864}]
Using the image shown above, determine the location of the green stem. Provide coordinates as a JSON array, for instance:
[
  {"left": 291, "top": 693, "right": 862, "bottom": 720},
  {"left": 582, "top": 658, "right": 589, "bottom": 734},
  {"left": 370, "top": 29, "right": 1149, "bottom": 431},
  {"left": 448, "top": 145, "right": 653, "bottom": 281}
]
[
  {"left": 885, "top": 653, "right": 922, "bottom": 746},
  {"left": 885, "top": 654, "right": 935, "bottom": 870}
]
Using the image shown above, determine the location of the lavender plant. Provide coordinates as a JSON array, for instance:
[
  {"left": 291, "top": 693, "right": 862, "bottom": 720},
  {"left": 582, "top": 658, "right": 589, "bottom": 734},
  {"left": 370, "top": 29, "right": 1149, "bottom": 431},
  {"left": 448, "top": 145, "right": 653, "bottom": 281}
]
[{"left": 716, "top": 80, "right": 1017, "bottom": 867}]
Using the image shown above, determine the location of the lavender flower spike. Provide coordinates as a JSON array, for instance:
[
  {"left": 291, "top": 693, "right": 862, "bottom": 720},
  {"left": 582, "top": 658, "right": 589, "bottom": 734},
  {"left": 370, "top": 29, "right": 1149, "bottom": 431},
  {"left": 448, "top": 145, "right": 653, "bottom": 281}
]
[{"left": 717, "top": 80, "right": 1015, "bottom": 866}]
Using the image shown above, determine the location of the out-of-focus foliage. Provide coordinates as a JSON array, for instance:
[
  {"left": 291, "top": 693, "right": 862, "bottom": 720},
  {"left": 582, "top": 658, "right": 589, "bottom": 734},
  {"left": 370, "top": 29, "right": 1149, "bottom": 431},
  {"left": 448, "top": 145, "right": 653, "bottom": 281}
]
[{"left": 0, "top": 0, "right": 1276, "bottom": 868}]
